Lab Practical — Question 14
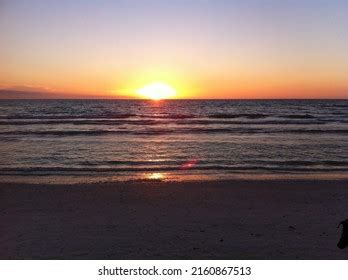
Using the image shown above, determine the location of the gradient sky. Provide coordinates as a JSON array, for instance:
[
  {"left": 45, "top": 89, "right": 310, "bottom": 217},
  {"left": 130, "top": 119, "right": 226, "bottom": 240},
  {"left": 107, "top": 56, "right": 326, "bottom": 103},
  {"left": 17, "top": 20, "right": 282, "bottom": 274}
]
[{"left": 1, "top": 0, "right": 347, "bottom": 98}]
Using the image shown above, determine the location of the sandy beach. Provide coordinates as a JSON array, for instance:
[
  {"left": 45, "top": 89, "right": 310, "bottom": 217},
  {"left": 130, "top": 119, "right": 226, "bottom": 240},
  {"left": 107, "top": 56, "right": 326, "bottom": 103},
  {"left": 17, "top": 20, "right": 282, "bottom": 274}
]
[{"left": 0, "top": 179, "right": 347, "bottom": 259}]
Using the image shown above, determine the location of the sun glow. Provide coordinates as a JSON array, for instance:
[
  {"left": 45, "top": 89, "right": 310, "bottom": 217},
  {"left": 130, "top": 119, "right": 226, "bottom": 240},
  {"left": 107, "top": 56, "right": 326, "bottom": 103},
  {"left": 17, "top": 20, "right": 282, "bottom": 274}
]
[{"left": 136, "top": 83, "right": 177, "bottom": 100}]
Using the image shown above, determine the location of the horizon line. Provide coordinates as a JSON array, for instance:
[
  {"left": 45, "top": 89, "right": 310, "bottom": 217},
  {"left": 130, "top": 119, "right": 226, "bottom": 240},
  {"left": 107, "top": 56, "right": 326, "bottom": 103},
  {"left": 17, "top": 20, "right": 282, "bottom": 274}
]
[{"left": 0, "top": 98, "right": 347, "bottom": 101}]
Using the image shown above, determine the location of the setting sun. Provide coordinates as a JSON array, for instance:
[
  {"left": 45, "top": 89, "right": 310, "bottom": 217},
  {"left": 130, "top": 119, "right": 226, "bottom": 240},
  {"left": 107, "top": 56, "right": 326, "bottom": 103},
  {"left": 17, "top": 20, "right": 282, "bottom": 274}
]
[{"left": 136, "top": 83, "right": 177, "bottom": 100}]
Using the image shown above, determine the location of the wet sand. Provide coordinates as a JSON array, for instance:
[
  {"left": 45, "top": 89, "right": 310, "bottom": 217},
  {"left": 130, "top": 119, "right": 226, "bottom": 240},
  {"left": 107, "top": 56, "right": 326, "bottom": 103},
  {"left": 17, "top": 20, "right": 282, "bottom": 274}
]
[{"left": 0, "top": 179, "right": 347, "bottom": 259}]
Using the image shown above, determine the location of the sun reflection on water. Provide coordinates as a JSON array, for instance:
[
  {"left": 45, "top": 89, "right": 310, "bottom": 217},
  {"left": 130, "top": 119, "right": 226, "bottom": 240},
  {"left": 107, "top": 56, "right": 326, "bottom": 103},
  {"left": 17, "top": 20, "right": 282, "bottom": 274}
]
[{"left": 147, "top": 172, "right": 165, "bottom": 180}]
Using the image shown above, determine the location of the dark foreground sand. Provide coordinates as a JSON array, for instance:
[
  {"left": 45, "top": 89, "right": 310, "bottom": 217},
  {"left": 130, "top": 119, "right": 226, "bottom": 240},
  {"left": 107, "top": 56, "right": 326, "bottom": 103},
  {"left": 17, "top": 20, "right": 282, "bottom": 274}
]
[{"left": 0, "top": 179, "right": 347, "bottom": 259}]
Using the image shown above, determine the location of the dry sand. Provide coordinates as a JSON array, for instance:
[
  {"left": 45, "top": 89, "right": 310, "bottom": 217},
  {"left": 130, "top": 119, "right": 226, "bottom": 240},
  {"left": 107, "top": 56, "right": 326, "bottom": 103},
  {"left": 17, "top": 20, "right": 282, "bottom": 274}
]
[{"left": 0, "top": 179, "right": 347, "bottom": 259}]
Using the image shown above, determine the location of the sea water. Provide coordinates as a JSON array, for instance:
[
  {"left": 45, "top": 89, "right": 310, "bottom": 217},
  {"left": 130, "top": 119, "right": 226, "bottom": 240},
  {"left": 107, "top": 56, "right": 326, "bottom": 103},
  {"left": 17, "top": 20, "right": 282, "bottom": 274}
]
[{"left": 0, "top": 99, "right": 347, "bottom": 182}]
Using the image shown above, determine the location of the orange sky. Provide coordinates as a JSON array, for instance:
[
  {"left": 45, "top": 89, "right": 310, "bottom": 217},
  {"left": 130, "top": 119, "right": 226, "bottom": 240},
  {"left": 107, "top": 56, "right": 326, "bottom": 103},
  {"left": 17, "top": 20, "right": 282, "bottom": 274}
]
[{"left": 1, "top": 0, "right": 347, "bottom": 99}]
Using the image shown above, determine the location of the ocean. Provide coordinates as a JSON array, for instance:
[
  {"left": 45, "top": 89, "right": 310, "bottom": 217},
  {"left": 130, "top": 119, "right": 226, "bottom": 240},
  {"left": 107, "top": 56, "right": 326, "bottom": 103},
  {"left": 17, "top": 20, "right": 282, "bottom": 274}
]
[{"left": 0, "top": 99, "right": 347, "bottom": 182}]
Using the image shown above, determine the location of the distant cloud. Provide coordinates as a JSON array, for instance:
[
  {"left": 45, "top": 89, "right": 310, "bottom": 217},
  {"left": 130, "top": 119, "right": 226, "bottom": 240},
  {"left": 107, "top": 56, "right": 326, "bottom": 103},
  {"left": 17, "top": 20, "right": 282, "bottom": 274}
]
[
  {"left": 0, "top": 84, "right": 126, "bottom": 99},
  {"left": 0, "top": 84, "right": 55, "bottom": 92}
]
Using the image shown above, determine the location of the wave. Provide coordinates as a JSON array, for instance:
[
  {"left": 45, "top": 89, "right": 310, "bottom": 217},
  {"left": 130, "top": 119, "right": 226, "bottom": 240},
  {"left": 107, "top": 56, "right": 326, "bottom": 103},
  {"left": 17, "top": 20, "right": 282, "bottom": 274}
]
[
  {"left": 80, "top": 160, "right": 181, "bottom": 166},
  {"left": 0, "top": 111, "right": 345, "bottom": 127},
  {"left": 1, "top": 128, "right": 348, "bottom": 136},
  {"left": 333, "top": 105, "right": 348, "bottom": 108},
  {"left": 139, "top": 114, "right": 196, "bottom": 119},
  {"left": 0, "top": 113, "right": 137, "bottom": 120},
  {"left": 278, "top": 114, "right": 315, "bottom": 119},
  {"left": 208, "top": 113, "right": 268, "bottom": 119},
  {"left": 0, "top": 113, "right": 197, "bottom": 120},
  {"left": 0, "top": 119, "right": 335, "bottom": 126},
  {"left": 0, "top": 119, "right": 163, "bottom": 126},
  {"left": 1, "top": 165, "right": 347, "bottom": 176},
  {"left": 249, "top": 160, "right": 348, "bottom": 167}
]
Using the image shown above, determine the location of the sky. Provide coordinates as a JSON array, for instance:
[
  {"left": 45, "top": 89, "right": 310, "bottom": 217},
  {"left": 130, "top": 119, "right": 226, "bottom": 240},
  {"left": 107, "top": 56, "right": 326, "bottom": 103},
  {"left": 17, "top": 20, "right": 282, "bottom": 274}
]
[{"left": 0, "top": 0, "right": 347, "bottom": 99}]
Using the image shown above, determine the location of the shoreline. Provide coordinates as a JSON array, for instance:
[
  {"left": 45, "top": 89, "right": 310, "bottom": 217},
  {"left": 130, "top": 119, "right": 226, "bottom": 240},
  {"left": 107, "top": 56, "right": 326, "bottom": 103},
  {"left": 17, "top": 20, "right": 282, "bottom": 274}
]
[
  {"left": 1, "top": 172, "right": 348, "bottom": 185},
  {"left": 1, "top": 179, "right": 348, "bottom": 259}
]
